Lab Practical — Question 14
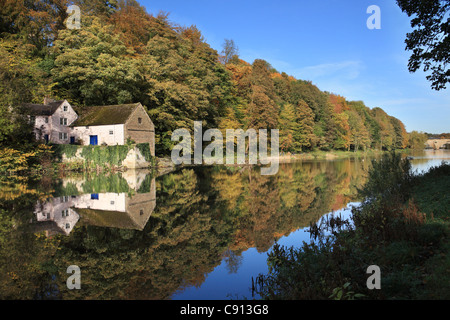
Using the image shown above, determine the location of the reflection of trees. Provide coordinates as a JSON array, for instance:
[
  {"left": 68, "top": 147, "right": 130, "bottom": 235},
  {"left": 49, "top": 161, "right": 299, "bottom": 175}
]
[
  {"left": 0, "top": 159, "right": 373, "bottom": 299},
  {"left": 242, "top": 168, "right": 280, "bottom": 252},
  {"left": 49, "top": 169, "right": 237, "bottom": 300},
  {"left": 0, "top": 176, "right": 59, "bottom": 299},
  {"left": 278, "top": 162, "right": 317, "bottom": 211},
  {"left": 215, "top": 160, "right": 371, "bottom": 255}
]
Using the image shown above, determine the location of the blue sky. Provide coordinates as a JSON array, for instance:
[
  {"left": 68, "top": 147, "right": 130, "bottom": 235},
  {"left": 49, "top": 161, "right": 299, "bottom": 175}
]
[{"left": 140, "top": 0, "right": 450, "bottom": 133}]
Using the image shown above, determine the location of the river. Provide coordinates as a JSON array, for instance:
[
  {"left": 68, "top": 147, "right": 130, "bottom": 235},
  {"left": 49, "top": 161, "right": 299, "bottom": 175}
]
[{"left": 0, "top": 150, "right": 448, "bottom": 300}]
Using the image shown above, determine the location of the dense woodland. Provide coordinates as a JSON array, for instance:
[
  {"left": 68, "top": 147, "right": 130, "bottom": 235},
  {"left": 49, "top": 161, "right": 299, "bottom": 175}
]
[{"left": 0, "top": 0, "right": 431, "bottom": 158}]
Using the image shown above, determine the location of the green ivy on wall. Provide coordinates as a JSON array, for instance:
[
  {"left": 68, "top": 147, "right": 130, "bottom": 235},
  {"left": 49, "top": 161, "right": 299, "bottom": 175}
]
[
  {"left": 53, "top": 143, "right": 155, "bottom": 170},
  {"left": 136, "top": 143, "right": 155, "bottom": 166}
]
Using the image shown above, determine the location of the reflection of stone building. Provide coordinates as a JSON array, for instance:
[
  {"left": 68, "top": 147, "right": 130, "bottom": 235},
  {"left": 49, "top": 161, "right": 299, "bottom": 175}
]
[
  {"left": 34, "top": 196, "right": 80, "bottom": 236},
  {"left": 32, "top": 177, "right": 156, "bottom": 237}
]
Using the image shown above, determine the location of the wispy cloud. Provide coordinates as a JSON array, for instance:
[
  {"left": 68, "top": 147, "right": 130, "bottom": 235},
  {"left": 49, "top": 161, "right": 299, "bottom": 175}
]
[{"left": 293, "top": 60, "right": 364, "bottom": 81}]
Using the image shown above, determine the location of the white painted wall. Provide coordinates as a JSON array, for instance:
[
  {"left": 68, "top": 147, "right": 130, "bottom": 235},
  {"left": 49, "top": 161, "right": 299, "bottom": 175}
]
[
  {"left": 72, "top": 124, "right": 125, "bottom": 146},
  {"left": 34, "top": 196, "right": 80, "bottom": 235},
  {"left": 34, "top": 193, "right": 126, "bottom": 235},
  {"left": 34, "top": 115, "right": 51, "bottom": 141},
  {"left": 50, "top": 100, "right": 78, "bottom": 144},
  {"left": 32, "top": 100, "right": 78, "bottom": 144},
  {"left": 75, "top": 193, "right": 127, "bottom": 212}
]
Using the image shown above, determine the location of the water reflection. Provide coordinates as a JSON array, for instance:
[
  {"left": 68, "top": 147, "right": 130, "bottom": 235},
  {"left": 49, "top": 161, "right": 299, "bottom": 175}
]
[
  {"left": 32, "top": 176, "right": 156, "bottom": 236},
  {"left": 0, "top": 151, "right": 448, "bottom": 300}
]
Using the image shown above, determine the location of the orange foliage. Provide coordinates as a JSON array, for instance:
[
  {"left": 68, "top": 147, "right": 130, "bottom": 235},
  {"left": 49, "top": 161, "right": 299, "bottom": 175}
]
[
  {"left": 329, "top": 94, "right": 349, "bottom": 113},
  {"left": 271, "top": 72, "right": 283, "bottom": 80},
  {"left": 109, "top": 2, "right": 153, "bottom": 54}
]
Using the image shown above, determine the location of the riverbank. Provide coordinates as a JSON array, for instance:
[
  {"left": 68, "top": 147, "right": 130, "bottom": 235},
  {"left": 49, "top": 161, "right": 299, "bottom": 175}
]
[
  {"left": 175, "top": 149, "right": 406, "bottom": 167},
  {"left": 254, "top": 153, "right": 450, "bottom": 300},
  {"left": 277, "top": 149, "right": 388, "bottom": 162}
]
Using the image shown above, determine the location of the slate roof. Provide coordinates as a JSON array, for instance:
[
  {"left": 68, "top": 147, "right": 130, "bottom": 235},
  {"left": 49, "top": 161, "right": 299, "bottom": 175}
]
[
  {"left": 76, "top": 207, "right": 149, "bottom": 231},
  {"left": 70, "top": 103, "right": 140, "bottom": 127},
  {"left": 22, "top": 101, "right": 64, "bottom": 116}
]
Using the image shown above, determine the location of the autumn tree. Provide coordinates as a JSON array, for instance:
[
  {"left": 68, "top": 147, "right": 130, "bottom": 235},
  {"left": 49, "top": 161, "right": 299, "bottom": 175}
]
[
  {"left": 347, "top": 109, "right": 371, "bottom": 151},
  {"left": 0, "top": 38, "right": 53, "bottom": 148},
  {"left": 327, "top": 94, "right": 351, "bottom": 150},
  {"left": 278, "top": 103, "right": 296, "bottom": 152},
  {"left": 0, "top": 0, "right": 69, "bottom": 56},
  {"left": 390, "top": 116, "right": 409, "bottom": 149},
  {"left": 109, "top": 0, "right": 153, "bottom": 54},
  {"left": 74, "top": 0, "right": 118, "bottom": 19},
  {"left": 246, "top": 59, "right": 279, "bottom": 130},
  {"left": 294, "top": 100, "right": 316, "bottom": 151},
  {"left": 372, "top": 107, "right": 395, "bottom": 150}
]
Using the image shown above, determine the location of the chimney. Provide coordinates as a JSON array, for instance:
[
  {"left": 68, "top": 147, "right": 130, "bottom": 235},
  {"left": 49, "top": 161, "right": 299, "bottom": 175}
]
[{"left": 44, "top": 97, "right": 56, "bottom": 105}]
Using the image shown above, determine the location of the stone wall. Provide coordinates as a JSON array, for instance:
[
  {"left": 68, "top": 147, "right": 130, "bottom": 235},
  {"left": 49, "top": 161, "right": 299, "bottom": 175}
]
[{"left": 125, "top": 105, "right": 155, "bottom": 157}]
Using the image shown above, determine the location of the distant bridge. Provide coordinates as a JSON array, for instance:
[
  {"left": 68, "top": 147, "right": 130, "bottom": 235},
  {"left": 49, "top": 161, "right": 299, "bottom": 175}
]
[{"left": 425, "top": 139, "right": 450, "bottom": 149}]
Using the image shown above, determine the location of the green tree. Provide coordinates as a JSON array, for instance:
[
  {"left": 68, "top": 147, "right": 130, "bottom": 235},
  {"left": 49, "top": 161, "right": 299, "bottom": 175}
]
[
  {"left": 278, "top": 103, "right": 296, "bottom": 152},
  {"left": 390, "top": 116, "right": 409, "bottom": 149},
  {"left": 0, "top": 38, "right": 52, "bottom": 148},
  {"left": 397, "top": 0, "right": 450, "bottom": 90},
  {"left": 372, "top": 107, "right": 395, "bottom": 150},
  {"left": 408, "top": 130, "right": 428, "bottom": 149},
  {"left": 141, "top": 18, "right": 234, "bottom": 154},
  {"left": 294, "top": 100, "right": 316, "bottom": 151},
  {"left": 347, "top": 109, "right": 371, "bottom": 151},
  {"left": 52, "top": 17, "right": 147, "bottom": 106}
]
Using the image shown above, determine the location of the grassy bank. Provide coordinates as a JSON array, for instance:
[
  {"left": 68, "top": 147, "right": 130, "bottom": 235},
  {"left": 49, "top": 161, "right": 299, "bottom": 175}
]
[{"left": 254, "top": 152, "right": 450, "bottom": 300}]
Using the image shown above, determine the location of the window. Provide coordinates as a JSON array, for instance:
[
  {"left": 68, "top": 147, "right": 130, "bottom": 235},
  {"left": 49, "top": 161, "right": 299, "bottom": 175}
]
[
  {"left": 109, "top": 130, "right": 114, "bottom": 135},
  {"left": 138, "top": 117, "right": 142, "bottom": 124},
  {"left": 140, "top": 209, "right": 144, "bottom": 216},
  {"left": 110, "top": 201, "right": 115, "bottom": 205},
  {"left": 45, "top": 117, "right": 49, "bottom": 124},
  {"left": 63, "top": 106, "right": 68, "bottom": 112},
  {"left": 30, "top": 116, "right": 36, "bottom": 124},
  {"left": 60, "top": 118, "right": 67, "bottom": 126},
  {"left": 65, "top": 223, "right": 70, "bottom": 229},
  {"left": 59, "top": 132, "right": 68, "bottom": 140}
]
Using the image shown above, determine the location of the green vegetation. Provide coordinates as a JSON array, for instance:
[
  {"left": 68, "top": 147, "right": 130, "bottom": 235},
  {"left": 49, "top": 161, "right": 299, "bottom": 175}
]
[
  {"left": 80, "top": 144, "right": 131, "bottom": 168},
  {"left": 53, "top": 143, "right": 155, "bottom": 171},
  {"left": 1, "top": 0, "right": 415, "bottom": 161},
  {"left": 254, "top": 153, "right": 450, "bottom": 300},
  {"left": 136, "top": 142, "right": 155, "bottom": 165},
  {"left": 0, "top": 156, "right": 372, "bottom": 299},
  {"left": 408, "top": 131, "right": 429, "bottom": 150}
]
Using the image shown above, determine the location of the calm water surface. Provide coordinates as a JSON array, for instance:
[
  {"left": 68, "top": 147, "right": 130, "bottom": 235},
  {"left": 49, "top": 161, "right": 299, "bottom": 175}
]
[{"left": 0, "top": 150, "right": 448, "bottom": 299}]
